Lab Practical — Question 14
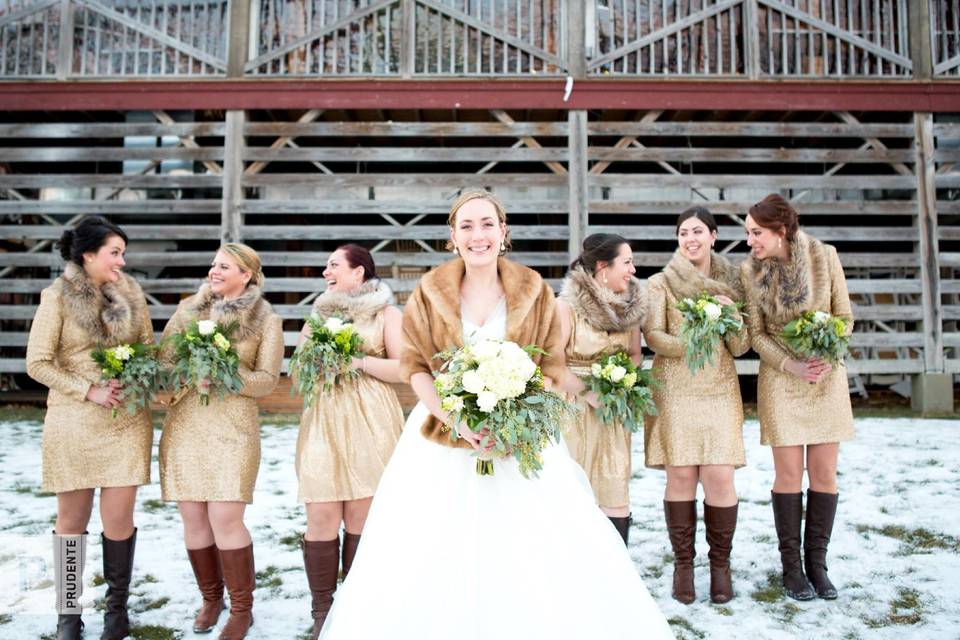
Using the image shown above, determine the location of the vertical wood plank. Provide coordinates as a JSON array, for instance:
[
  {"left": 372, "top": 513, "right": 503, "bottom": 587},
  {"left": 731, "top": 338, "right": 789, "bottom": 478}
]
[
  {"left": 221, "top": 110, "right": 246, "bottom": 244},
  {"left": 908, "top": 0, "right": 933, "bottom": 79},
  {"left": 57, "top": 0, "right": 74, "bottom": 80},
  {"left": 400, "top": 0, "right": 415, "bottom": 77},
  {"left": 227, "top": 0, "right": 251, "bottom": 76},
  {"left": 567, "top": 109, "right": 588, "bottom": 261},
  {"left": 744, "top": 0, "right": 761, "bottom": 78},
  {"left": 914, "top": 112, "right": 943, "bottom": 372},
  {"left": 566, "top": 0, "right": 585, "bottom": 77}
]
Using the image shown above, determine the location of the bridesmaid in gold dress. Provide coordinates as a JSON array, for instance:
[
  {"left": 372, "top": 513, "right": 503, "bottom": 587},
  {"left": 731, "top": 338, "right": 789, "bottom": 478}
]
[
  {"left": 741, "top": 194, "right": 854, "bottom": 603},
  {"left": 295, "top": 244, "right": 404, "bottom": 638},
  {"left": 26, "top": 216, "right": 153, "bottom": 640},
  {"left": 643, "top": 207, "right": 748, "bottom": 605},
  {"left": 159, "top": 243, "right": 284, "bottom": 640},
  {"left": 555, "top": 233, "right": 645, "bottom": 545}
]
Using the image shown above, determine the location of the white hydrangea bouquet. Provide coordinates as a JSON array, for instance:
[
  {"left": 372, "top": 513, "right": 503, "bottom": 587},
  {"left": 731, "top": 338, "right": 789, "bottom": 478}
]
[
  {"left": 676, "top": 292, "right": 744, "bottom": 374},
  {"left": 90, "top": 342, "right": 162, "bottom": 418},
  {"left": 583, "top": 352, "right": 657, "bottom": 432},
  {"left": 288, "top": 315, "right": 365, "bottom": 407},
  {"left": 434, "top": 339, "right": 573, "bottom": 478},
  {"left": 781, "top": 310, "right": 850, "bottom": 365},
  {"left": 165, "top": 319, "right": 242, "bottom": 406}
]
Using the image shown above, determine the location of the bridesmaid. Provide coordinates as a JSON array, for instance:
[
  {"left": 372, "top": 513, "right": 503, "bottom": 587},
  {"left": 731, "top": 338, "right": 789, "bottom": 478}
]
[
  {"left": 159, "top": 243, "right": 284, "bottom": 639},
  {"left": 26, "top": 216, "right": 153, "bottom": 640},
  {"left": 295, "top": 244, "right": 404, "bottom": 638},
  {"left": 556, "top": 233, "right": 645, "bottom": 544},
  {"left": 740, "top": 194, "right": 854, "bottom": 601},
  {"left": 643, "top": 207, "right": 748, "bottom": 605}
]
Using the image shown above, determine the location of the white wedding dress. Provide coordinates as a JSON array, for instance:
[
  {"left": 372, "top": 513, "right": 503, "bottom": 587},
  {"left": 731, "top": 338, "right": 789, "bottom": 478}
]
[{"left": 319, "top": 299, "right": 674, "bottom": 639}]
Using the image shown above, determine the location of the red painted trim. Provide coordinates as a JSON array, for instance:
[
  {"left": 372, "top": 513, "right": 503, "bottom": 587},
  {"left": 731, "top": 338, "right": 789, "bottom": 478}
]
[{"left": 1, "top": 79, "right": 959, "bottom": 112}]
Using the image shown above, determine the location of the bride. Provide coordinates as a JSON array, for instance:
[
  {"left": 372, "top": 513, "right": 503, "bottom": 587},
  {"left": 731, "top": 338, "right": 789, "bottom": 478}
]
[{"left": 319, "top": 190, "right": 674, "bottom": 639}]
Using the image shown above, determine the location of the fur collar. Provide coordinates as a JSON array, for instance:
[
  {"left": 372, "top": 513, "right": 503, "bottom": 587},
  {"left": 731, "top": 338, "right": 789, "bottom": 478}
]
[
  {"left": 744, "top": 230, "right": 827, "bottom": 322},
  {"left": 311, "top": 278, "right": 394, "bottom": 323},
  {"left": 184, "top": 283, "right": 273, "bottom": 342},
  {"left": 559, "top": 266, "right": 645, "bottom": 333},
  {"left": 661, "top": 250, "right": 744, "bottom": 302},
  {"left": 58, "top": 262, "right": 147, "bottom": 345}
]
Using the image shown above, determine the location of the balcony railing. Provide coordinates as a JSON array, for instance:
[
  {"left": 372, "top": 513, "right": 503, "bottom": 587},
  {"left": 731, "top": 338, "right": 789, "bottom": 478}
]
[{"left": 0, "top": 0, "right": 955, "bottom": 79}]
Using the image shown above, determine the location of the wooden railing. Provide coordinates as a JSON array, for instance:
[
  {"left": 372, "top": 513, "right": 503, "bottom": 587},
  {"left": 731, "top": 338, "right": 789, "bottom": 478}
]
[{"left": 0, "top": 0, "right": 955, "bottom": 79}]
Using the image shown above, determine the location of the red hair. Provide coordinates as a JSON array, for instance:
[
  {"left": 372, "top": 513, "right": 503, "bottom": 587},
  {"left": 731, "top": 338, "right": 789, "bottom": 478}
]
[{"left": 336, "top": 244, "right": 377, "bottom": 281}]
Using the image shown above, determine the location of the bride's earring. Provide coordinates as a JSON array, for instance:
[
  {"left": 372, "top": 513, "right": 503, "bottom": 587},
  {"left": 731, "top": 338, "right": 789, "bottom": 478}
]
[{"left": 452, "top": 245, "right": 459, "bottom": 255}]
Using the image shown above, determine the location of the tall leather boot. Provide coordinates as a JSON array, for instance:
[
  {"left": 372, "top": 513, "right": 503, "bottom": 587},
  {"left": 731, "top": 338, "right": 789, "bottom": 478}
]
[
  {"left": 303, "top": 537, "right": 340, "bottom": 639},
  {"left": 101, "top": 529, "right": 136, "bottom": 640},
  {"left": 771, "top": 492, "right": 815, "bottom": 601},
  {"left": 704, "top": 503, "right": 738, "bottom": 604},
  {"left": 53, "top": 530, "right": 87, "bottom": 640},
  {"left": 664, "top": 501, "right": 697, "bottom": 604},
  {"left": 804, "top": 490, "right": 839, "bottom": 599},
  {"left": 187, "top": 544, "right": 226, "bottom": 633},
  {"left": 341, "top": 532, "right": 361, "bottom": 579},
  {"left": 218, "top": 544, "right": 255, "bottom": 640},
  {"left": 607, "top": 514, "right": 632, "bottom": 546}
]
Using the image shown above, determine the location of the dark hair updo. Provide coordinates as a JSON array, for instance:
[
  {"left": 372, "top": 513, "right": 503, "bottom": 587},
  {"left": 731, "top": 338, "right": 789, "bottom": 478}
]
[
  {"left": 337, "top": 244, "right": 378, "bottom": 282},
  {"left": 748, "top": 194, "right": 800, "bottom": 241},
  {"left": 57, "top": 216, "right": 128, "bottom": 267},
  {"left": 675, "top": 206, "right": 718, "bottom": 235},
  {"left": 570, "top": 233, "right": 630, "bottom": 273}
]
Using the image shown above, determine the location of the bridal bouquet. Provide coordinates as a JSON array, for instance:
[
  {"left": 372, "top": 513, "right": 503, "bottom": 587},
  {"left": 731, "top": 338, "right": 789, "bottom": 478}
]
[
  {"left": 165, "top": 319, "right": 243, "bottom": 406},
  {"left": 781, "top": 310, "right": 850, "bottom": 365},
  {"left": 288, "top": 315, "right": 365, "bottom": 407},
  {"left": 91, "top": 342, "right": 162, "bottom": 418},
  {"left": 676, "top": 292, "right": 744, "bottom": 374},
  {"left": 434, "top": 339, "right": 573, "bottom": 478},
  {"left": 583, "top": 352, "right": 657, "bottom": 432}
]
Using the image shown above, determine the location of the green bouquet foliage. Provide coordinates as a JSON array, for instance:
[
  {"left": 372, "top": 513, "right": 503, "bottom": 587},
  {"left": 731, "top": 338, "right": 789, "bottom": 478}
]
[
  {"left": 165, "top": 319, "right": 243, "bottom": 406},
  {"left": 582, "top": 352, "right": 658, "bottom": 433},
  {"left": 288, "top": 315, "right": 365, "bottom": 407},
  {"left": 676, "top": 291, "right": 745, "bottom": 374},
  {"left": 781, "top": 310, "right": 850, "bottom": 365},
  {"left": 90, "top": 342, "right": 162, "bottom": 418}
]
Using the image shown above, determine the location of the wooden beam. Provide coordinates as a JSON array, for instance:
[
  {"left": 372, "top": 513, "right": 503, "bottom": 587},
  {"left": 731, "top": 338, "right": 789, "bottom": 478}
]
[
  {"left": 568, "top": 110, "right": 588, "bottom": 260},
  {"left": 908, "top": 0, "right": 934, "bottom": 80},
  {"left": 226, "top": 0, "right": 252, "bottom": 77},
  {"left": 221, "top": 110, "right": 245, "bottom": 243},
  {"left": 914, "top": 112, "right": 944, "bottom": 372},
  {"left": 56, "top": 0, "right": 74, "bottom": 80},
  {"left": 399, "top": 0, "right": 415, "bottom": 78},
  {"left": 566, "top": 0, "right": 586, "bottom": 79}
]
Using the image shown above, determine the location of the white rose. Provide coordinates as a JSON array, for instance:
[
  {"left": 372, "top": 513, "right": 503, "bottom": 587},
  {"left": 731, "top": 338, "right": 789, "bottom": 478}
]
[
  {"left": 703, "top": 302, "right": 722, "bottom": 322},
  {"left": 435, "top": 373, "right": 455, "bottom": 394},
  {"left": 813, "top": 311, "right": 830, "bottom": 324},
  {"left": 197, "top": 320, "right": 216, "bottom": 336},
  {"left": 461, "top": 370, "right": 486, "bottom": 395},
  {"left": 112, "top": 345, "right": 134, "bottom": 361},
  {"left": 609, "top": 366, "right": 627, "bottom": 383},
  {"left": 591, "top": 363, "right": 602, "bottom": 378},
  {"left": 476, "top": 391, "right": 498, "bottom": 413},
  {"left": 440, "top": 395, "right": 464, "bottom": 413},
  {"left": 469, "top": 339, "right": 501, "bottom": 362},
  {"left": 324, "top": 317, "right": 345, "bottom": 332}
]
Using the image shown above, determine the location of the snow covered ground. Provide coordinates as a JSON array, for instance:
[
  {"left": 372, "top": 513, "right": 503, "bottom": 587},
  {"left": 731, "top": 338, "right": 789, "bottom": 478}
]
[{"left": 0, "top": 416, "right": 957, "bottom": 640}]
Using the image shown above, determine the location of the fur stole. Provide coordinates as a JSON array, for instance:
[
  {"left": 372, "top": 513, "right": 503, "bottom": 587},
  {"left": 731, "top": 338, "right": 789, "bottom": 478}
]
[
  {"left": 183, "top": 283, "right": 273, "bottom": 343},
  {"left": 58, "top": 262, "right": 147, "bottom": 345},
  {"left": 310, "top": 278, "right": 394, "bottom": 323},
  {"left": 743, "top": 230, "right": 829, "bottom": 323},
  {"left": 558, "top": 266, "right": 645, "bottom": 333},
  {"left": 661, "top": 250, "right": 744, "bottom": 302}
]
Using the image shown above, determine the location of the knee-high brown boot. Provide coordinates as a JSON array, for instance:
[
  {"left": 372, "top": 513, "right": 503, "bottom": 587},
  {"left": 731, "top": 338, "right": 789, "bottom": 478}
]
[
  {"left": 704, "top": 503, "right": 738, "bottom": 604},
  {"left": 187, "top": 544, "right": 226, "bottom": 633},
  {"left": 664, "top": 501, "right": 697, "bottom": 604},
  {"left": 804, "top": 490, "right": 839, "bottom": 599},
  {"left": 341, "top": 532, "right": 361, "bottom": 579},
  {"left": 303, "top": 537, "right": 340, "bottom": 639},
  {"left": 218, "top": 544, "right": 255, "bottom": 640}
]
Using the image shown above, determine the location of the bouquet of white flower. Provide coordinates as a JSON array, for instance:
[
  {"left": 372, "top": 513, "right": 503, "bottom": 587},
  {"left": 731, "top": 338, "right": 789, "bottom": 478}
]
[
  {"left": 781, "top": 310, "right": 850, "bottom": 365},
  {"left": 288, "top": 314, "right": 365, "bottom": 407},
  {"left": 584, "top": 352, "right": 657, "bottom": 432},
  {"left": 165, "top": 319, "right": 242, "bottom": 406},
  {"left": 675, "top": 292, "right": 744, "bottom": 374},
  {"left": 90, "top": 342, "right": 162, "bottom": 418},
  {"left": 434, "top": 339, "right": 573, "bottom": 478}
]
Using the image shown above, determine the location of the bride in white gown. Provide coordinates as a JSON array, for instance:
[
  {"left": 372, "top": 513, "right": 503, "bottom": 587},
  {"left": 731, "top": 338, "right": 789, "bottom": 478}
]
[{"left": 319, "top": 191, "right": 674, "bottom": 640}]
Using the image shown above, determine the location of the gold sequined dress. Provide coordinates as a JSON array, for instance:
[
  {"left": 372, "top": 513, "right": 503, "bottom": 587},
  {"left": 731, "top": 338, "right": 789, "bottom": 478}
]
[
  {"left": 26, "top": 263, "right": 154, "bottom": 493},
  {"left": 296, "top": 280, "right": 403, "bottom": 503},
  {"left": 159, "top": 284, "right": 284, "bottom": 503},
  {"left": 558, "top": 267, "right": 646, "bottom": 508},
  {"left": 741, "top": 231, "right": 855, "bottom": 447},
  {"left": 643, "top": 251, "right": 748, "bottom": 469}
]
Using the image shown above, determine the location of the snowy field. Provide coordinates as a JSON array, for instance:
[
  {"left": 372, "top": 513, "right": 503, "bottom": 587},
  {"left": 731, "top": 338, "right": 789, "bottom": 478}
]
[{"left": 0, "top": 415, "right": 958, "bottom": 640}]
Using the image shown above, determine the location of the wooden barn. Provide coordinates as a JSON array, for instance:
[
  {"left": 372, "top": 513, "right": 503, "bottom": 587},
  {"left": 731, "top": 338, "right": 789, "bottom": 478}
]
[{"left": 0, "top": 0, "right": 957, "bottom": 412}]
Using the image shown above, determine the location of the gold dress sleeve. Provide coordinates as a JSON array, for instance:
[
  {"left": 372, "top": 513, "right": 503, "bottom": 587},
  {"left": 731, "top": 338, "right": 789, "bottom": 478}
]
[
  {"left": 239, "top": 313, "right": 284, "bottom": 398},
  {"left": 643, "top": 278, "right": 684, "bottom": 358},
  {"left": 26, "top": 288, "right": 91, "bottom": 402},
  {"left": 741, "top": 272, "right": 791, "bottom": 372},
  {"left": 723, "top": 307, "right": 751, "bottom": 357},
  {"left": 829, "top": 248, "right": 855, "bottom": 335},
  {"left": 140, "top": 304, "right": 156, "bottom": 345}
]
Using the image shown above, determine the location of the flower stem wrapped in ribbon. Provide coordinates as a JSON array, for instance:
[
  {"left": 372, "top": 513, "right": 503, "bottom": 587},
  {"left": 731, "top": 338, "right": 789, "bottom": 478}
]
[
  {"left": 434, "top": 339, "right": 574, "bottom": 478},
  {"left": 582, "top": 352, "right": 658, "bottom": 432},
  {"left": 676, "top": 291, "right": 745, "bottom": 374},
  {"left": 165, "top": 319, "right": 243, "bottom": 406},
  {"left": 90, "top": 342, "right": 162, "bottom": 418},
  {"left": 288, "top": 315, "right": 365, "bottom": 408},
  {"left": 781, "top": 310, "right": 850, "bottom": 365}
]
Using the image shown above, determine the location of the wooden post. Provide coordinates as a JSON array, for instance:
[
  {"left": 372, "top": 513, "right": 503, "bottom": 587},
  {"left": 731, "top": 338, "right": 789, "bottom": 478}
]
[
  {"left": 227, "top": 0, "right": 252, "bottom": 77},
  {"left": 400, "top": 0, "right": 416, "bottom": 78},
  {"left": 57, "top": 0, "right": 74, "bottom": 80},
  {"left": 566, "top": 0, "right": 586, "bottom": 79},
  {"left": 568, "top": 110, "right": 588, "bottom": 261},
  {"left": 222, "top": 0, "right": 250, "bottom": 243},
  {"left": 914, "top": 112, "right": 943, "bottom": 373},
  {"left": 743, "top": 0, "right": 761, "bottom": 79},
  {"left": 908, "top": 0, "right": 933, "bottom": 80}
]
